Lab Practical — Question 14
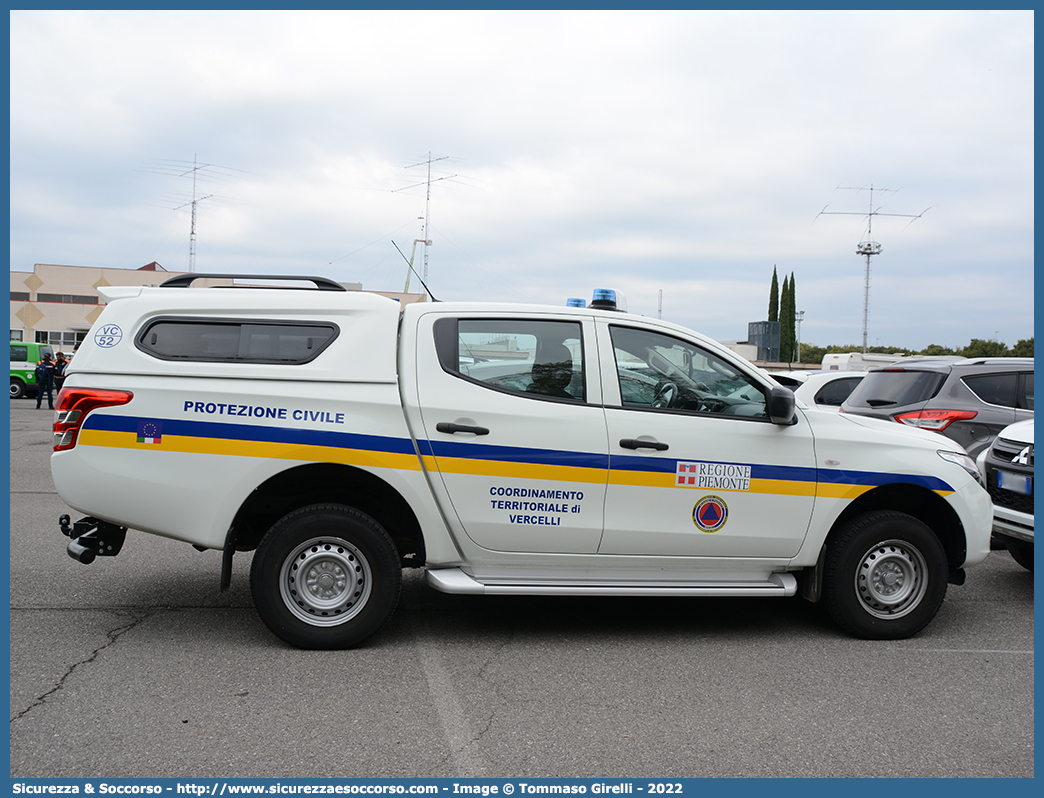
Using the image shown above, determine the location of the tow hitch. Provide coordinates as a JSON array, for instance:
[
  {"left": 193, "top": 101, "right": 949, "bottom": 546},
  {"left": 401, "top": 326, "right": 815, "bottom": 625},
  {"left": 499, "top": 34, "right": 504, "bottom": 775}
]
[{"left": 59, "top": 514, "right": 127, "bottom": 564}]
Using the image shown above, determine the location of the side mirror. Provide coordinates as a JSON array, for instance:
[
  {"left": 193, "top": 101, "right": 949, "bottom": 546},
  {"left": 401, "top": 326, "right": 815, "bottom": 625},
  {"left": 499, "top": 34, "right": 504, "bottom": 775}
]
[{"left": 768, "top": 385, "right": 797, "bottom": 426}]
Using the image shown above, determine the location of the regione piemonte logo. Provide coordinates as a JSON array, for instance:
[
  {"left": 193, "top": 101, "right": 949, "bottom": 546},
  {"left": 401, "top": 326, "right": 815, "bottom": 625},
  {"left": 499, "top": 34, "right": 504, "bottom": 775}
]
[{"left": 675, "top": 460, "right": 751, "bottom": 491}]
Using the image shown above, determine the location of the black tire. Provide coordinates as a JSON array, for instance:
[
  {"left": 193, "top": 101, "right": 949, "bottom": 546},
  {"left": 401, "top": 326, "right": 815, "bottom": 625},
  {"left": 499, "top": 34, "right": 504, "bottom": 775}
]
[
  {"left": 1006, "top": 539, "right": 1034, "bottom": 572},
  {"left": 250, "top": 504, "right": 402, "bottom": 649},
  {"left": 10, "top": 379, "right": 25, "bottom": 399},
  {"left": 823, "top": 511, "right": 948, "bottom": 640}
]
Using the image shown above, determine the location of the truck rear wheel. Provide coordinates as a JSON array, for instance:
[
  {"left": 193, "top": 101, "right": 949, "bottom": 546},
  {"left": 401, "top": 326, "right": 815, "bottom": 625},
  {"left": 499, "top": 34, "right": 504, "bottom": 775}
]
[
  {"left": 250, "top": 504, "right": 401, "bottom": 649},
  {"left": 823, "top": 511, "right": 948, "bottom": 640}
]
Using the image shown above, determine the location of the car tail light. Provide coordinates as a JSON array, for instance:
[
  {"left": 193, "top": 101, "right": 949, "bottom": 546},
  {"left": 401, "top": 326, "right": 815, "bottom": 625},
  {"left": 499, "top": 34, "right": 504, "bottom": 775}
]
[
  {"left": 53, "top": 388, "right": 133, "bottom": 451},
  {"left": 893, "top": 408, "right": 977, "bottom": 432}
]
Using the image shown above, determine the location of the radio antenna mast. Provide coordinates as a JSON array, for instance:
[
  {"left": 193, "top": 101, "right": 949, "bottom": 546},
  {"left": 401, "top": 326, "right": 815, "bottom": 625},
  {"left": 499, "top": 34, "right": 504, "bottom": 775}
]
[
  {"left": 173, "top": 157, "right": 214, "bottom": 273},
  {"left": 816, "top": 184, "right": 930, "bottom": 353},
  {"left": 141, "top": 156, "right": 252, "bottom": 272},
  {"left": 394, "top": 153, "right": 457, "bottom": 282}
]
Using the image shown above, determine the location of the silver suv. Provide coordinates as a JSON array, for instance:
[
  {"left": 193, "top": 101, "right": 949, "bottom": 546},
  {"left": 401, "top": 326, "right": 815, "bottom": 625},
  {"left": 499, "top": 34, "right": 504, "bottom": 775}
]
[{"left": 840, "top": 358, "right": 1034, "bottom": 458}]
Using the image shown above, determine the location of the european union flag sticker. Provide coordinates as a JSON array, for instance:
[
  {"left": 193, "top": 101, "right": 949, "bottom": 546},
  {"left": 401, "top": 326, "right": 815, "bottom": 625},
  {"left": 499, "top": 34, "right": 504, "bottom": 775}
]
[{"left": 137, "top": 420, "right": 163, "bottom": 444}]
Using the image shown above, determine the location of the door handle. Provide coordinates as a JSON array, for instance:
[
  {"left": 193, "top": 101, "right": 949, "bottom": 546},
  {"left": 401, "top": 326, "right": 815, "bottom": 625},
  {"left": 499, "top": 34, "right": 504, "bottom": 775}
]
[
  {"left": 619, "top": 438, "right": 669, "bottom": 451},
  {"left": 437, "top": 422, "right": 490, "bottom": 436}
]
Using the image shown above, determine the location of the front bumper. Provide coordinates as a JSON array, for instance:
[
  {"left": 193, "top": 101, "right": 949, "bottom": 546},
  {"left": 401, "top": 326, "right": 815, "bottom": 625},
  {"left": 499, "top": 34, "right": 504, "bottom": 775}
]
[{"left": 992, "top": 505, "right": 1034, "bottom": 544}]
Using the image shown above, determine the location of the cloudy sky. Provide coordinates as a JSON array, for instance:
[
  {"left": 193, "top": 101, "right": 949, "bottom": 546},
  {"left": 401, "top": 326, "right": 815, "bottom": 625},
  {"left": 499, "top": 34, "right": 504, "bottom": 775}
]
[{"left": 9, "top": 9, "right": 1034, "bottom": 351}]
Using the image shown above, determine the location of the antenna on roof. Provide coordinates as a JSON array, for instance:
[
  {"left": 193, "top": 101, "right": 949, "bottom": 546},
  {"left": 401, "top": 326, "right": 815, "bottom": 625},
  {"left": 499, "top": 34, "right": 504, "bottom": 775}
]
[{"left": 392, "top": 240, "right": 439, "bottom": 302}]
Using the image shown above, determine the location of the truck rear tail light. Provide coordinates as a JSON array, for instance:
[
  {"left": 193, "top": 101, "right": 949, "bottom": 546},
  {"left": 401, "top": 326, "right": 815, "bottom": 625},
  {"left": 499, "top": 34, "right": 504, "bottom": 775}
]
[
  {"left": 53, "top": 388, "right": 134, "bottom": 451},
  {"left": 894, "top": 408, "right": 977, "bottom": 432}
]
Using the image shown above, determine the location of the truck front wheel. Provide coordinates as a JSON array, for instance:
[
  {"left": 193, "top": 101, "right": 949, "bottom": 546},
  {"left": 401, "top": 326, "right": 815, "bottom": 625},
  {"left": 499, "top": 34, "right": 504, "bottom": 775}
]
[
  {"left": 1005, "top": 539, "right": 1034, "bottom": 571},
  {"left": 823, "top": 511, "right": 948, "bottom": 640},
  {"left": 250, "top": 504, "right": 402, "bottom": 649}
]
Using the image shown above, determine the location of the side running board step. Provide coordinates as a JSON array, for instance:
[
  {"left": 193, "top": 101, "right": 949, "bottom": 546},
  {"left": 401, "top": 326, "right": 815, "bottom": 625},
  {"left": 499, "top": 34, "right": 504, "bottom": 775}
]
[{"left": 426, "top": 568, "right": 797, "bottom": 597}]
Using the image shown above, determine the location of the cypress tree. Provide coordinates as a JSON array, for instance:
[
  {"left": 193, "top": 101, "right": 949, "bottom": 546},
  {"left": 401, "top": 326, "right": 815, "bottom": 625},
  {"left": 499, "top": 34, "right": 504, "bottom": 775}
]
[
  {"left": 768, "top": 266, "right": 779, "bottom": 322},
  {"left": 788, "top": 272, "right": 798, "bottom": 361},
  {"left": 779, "top": 274, "right": 793, "bottom": 361}
]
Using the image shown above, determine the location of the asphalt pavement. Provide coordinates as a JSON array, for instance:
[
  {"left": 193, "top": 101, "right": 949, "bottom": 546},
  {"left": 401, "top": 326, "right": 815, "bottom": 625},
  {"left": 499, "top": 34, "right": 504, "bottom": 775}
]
[{"left": 8, "top": 400, "right": 1035, "bottom": 778}]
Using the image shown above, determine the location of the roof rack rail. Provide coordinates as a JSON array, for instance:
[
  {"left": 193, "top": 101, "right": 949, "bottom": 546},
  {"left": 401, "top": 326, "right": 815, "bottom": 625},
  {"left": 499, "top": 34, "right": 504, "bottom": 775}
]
[{"left": 160, "top": 274, "right": 347, "bottom": 292}]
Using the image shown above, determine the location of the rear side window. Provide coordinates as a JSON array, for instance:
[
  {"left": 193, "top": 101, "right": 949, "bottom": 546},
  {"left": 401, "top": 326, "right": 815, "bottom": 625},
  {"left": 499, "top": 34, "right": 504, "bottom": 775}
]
[
  {"left": 11, "top": 345, "right": 27, "bottom": 362},
  {"left": 963, "top": 373, "right": 1018, "bottom": 408},
  {"left": 1018, "top": 373, "right": 1033, "bottom": 410},
  {"left": 813, "top": 377, "right": 863, "bottom": 407},
  {"left": 847, "top": 370, "right": 945, "bottom": 408},
  {"left": 136, "top": 318, "right": 339, "bottom": 364},
  {"left": 433, "top": 317, "right": 586, "bottom": 402}
]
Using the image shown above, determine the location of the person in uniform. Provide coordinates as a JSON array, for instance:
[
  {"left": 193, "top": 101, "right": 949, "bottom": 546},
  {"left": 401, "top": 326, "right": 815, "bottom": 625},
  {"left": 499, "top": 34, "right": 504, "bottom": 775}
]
[{"left": 35, "top": 354, "right": 55, "bottom": 410}]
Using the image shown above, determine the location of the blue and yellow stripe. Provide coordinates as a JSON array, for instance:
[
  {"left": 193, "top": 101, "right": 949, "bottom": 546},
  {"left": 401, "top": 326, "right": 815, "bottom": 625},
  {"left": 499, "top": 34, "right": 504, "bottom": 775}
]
[
  {"left": 78, "top": 414, "right": 955, "bottom": 498},
  {"left": 417, "top": 438, "right": 609, "bottom": 484},
  {"left": 79, "top": 414, "right": 424, "bottom": 472}
]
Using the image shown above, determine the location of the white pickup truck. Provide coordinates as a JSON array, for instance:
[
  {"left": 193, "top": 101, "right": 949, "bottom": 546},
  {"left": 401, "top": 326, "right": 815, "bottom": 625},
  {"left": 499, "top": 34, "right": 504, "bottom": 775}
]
[{"left": 51, "top": 275, "right": 992, "bottom": 648}]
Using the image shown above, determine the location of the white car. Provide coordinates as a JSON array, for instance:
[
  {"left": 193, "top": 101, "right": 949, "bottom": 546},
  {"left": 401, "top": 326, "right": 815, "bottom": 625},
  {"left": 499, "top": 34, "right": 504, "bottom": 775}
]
[
  {"left": 50, "top": 278, "right": 993, "bottom": 647},
  {"left": 772, "top": 370, "right": 865, "bottom": 412},
  {"left": 976, "top": 418, "right": 1034, "bottom": 571}
]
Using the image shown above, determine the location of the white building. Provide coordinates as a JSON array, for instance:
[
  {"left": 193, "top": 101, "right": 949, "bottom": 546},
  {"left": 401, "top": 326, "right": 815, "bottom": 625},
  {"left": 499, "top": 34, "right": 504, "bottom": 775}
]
[{"left": 10, "top": 262, "right": 425, "bottom": 351}]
